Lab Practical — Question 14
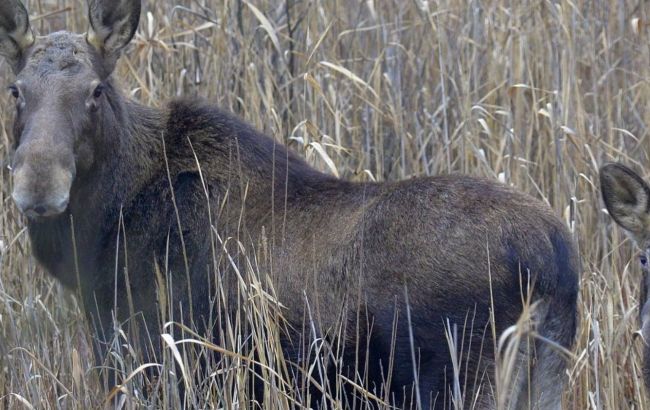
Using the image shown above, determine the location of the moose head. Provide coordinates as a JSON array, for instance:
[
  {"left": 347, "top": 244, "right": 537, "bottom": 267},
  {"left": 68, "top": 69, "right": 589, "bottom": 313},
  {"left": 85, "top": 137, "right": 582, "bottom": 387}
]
[
  {"left": 600, "top": 162, "right": 650, "bottom": 389},
  {"left": 2, "top": 0, "right": 140, "bottom": 218}
]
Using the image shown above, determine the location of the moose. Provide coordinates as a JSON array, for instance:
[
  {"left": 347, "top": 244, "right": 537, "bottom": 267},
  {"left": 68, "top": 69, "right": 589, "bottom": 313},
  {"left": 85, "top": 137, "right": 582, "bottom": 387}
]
[
  {"left": 600, "top": 163, "right": 650, "bottom": 393},
  {"left": 1, "top": 0, "right": 579, "bottom": 408}
]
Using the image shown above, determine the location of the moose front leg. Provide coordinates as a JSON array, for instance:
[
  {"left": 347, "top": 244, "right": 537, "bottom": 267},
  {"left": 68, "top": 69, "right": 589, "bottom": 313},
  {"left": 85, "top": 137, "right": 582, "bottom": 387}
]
[{"left": 81, "top": 289, "right": 120, "bottom": 392}]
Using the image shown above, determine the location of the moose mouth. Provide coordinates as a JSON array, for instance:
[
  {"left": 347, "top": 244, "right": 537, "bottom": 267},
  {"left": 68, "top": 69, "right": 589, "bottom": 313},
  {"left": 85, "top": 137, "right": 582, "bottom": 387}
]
[
  {"left": 24, "top": 201, "right": 69, "bottom": 219},
  {"left": 11, "top": 192, "right": 70, "bottom": 220}
]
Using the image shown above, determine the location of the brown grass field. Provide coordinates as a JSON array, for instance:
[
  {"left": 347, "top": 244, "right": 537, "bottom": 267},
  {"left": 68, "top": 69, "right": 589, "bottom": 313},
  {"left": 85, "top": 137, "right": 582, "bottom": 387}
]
[{"left": 0, "top": 0, "right": 649, "bottom": 408}]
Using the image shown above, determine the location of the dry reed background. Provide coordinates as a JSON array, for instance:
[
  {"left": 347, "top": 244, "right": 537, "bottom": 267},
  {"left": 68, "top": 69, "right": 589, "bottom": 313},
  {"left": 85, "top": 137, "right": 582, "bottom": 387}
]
[{"left": 0, "top": 0, "right": 649, "bottom": 408}]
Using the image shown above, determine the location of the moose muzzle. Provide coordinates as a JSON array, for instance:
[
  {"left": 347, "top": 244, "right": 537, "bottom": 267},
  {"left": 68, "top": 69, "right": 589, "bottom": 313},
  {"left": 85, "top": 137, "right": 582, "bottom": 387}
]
[{"left": 11, "top": 140, "right": 75, "bottom": 219}]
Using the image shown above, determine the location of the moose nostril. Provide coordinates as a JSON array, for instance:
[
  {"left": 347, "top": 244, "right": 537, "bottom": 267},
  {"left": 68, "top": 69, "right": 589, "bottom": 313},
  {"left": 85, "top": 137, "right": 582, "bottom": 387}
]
[
  {"left": 12, "top": 191, "right": 70, "bottom": 218},
  {"left": 33, "top": 205, "right": 47, "bottom": 215}
]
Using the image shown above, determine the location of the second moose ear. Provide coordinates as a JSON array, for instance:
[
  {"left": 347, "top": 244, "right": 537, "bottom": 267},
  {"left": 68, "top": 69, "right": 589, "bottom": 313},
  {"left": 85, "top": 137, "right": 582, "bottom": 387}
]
[
  {"left": 0, "top": 0, "right": 34, "bottom": 73},
  {"left": 600, "top": 163, "right": 650, "bottom": 235},
  {"left": 86, "top": 0, "right": 141, "bottom": 75}
]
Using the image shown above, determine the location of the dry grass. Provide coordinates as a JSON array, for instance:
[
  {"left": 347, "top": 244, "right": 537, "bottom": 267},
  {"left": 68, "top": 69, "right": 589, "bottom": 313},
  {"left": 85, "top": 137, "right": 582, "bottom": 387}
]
[{"left": 0, "top": 0, "right": 649, "bottom": 408}]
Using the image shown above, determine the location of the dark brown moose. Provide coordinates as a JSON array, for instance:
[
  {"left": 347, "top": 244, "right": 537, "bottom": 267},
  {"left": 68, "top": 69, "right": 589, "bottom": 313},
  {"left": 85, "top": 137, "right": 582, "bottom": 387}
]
[
  {"left": 1, "top": 0, "right": 578, "bottom": 408},
  {"left": 600, "top": 163, "right": 650, "bottom": 393}
]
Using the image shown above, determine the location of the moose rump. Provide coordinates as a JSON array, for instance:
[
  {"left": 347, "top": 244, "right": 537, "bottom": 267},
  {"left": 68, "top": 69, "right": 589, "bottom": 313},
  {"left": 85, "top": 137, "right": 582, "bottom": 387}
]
[{"left": 303, "top": 175, "right": 580, "bottom": 409}]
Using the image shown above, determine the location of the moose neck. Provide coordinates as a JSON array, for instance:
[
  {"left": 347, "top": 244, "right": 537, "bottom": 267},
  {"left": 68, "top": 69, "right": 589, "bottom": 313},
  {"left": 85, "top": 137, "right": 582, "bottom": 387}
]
[
  {"left": 90, "top": 87, "right": 166, "bottom": 207},
  {"left": 98, "top": 92, "right": 336, "bottom": 210}
]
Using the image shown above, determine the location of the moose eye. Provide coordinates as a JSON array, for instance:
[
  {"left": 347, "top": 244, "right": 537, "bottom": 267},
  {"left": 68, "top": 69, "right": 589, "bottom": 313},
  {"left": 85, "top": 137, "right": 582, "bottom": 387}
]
[
  {"left": 640, "top": 254, "right": 648, "bottom": 267},
  {"left": 8, "top": 85, "right": 19, "bottom": 99},
  {"left": 92, "top": 84, "right": 104, "bottom": 99}
]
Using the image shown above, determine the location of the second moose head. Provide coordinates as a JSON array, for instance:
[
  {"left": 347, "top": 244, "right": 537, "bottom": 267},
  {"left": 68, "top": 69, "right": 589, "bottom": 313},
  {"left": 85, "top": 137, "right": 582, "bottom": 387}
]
[{"left": 601, "top": 162, "right": 650, "bottom": 390}]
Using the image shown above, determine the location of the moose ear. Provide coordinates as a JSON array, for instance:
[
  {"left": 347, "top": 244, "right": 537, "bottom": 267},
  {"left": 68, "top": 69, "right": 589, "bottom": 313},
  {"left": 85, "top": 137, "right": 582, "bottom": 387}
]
[
  {"left": 600, "top": 163, "right": 650, "bottom": 235},
  {"left": 86, "top": 0, "right": 141, "bottom": 73},
  {"left": 0, "top": 0, "right": 34, "bottom": 73}
]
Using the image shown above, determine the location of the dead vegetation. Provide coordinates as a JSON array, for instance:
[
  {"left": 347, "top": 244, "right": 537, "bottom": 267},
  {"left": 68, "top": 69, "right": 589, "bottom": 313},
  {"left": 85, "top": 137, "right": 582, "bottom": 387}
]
[{"left": 0, "top": 0, "right": 649, "bottom": 408}]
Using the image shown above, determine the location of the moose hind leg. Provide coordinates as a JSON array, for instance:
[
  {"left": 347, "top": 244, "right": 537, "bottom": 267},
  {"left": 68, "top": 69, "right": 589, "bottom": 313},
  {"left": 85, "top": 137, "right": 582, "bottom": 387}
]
[{"left": 510, "top": 232, "right": 579, "bottom": 410}]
